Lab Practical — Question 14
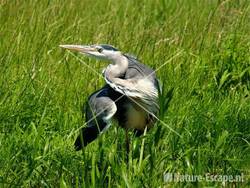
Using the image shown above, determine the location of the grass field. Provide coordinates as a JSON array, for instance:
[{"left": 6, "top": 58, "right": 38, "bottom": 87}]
[{"left": 0, "top": 0, "right": 250, "bottom": 187}]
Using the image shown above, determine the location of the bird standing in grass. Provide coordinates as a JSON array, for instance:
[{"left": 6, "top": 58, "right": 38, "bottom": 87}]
[{"left": 60, "top": 44, "right": 159, "bottom": 152}]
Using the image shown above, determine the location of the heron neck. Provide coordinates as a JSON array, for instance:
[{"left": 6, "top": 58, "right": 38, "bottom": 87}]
[{"left": 107, "top": 56, "right": 128, "bottom": 78}]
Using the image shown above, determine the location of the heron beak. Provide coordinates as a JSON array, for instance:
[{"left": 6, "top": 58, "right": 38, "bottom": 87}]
[{"left": 59, "top": 45, "right": 97, "bottom": 54}]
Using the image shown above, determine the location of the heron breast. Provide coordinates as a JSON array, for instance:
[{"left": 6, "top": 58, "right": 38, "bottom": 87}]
[{"left": 124, "top": 101, "right": 149, "bottom": 130}]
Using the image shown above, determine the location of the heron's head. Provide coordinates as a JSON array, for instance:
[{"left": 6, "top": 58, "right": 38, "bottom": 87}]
[{"left": 59, "top": 44, "right": 123, "bottom": 62}]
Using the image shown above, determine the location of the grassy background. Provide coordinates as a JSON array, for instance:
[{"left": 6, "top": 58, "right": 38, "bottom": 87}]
[{"left": 0, "top": 0, "right": 250, "bottom": 187}]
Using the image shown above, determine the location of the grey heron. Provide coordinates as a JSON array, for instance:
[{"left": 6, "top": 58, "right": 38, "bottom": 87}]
[{"left": 59, "top": 44, "right": 159, "bottom": 151}]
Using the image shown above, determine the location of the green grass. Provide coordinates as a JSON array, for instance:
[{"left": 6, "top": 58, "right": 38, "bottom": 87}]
[{"left": 0, "top": 0, "right": 250, "bottom": 187}]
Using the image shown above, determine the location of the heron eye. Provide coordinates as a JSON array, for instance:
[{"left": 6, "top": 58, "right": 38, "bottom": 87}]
[{"left": 97, "top": 48, "right": 103, "bottom": 53}]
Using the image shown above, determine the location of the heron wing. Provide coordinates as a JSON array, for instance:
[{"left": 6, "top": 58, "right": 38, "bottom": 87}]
[
  {"left": 87, "top": 86, "right": 117, "bottom": 123},
  {"left": 74, "top": 85, "right": 117, "bottom": 150}
]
